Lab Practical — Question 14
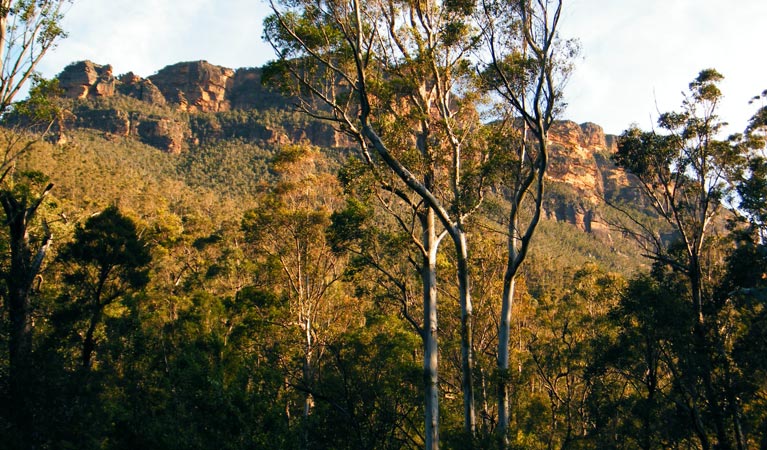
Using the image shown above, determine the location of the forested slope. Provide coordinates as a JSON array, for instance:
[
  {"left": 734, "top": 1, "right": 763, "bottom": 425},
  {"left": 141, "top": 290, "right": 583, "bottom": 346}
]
[{"left": 0, "top": 58, "right": 763, "bottom": 450}]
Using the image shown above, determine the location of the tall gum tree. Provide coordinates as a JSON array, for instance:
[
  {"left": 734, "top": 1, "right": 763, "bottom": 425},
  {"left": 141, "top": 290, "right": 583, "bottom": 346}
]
[
  {"left": 334, "top": 157, "right": 451, "bottom": 446},
  {"left": 613, "top": 70, "right": 747, "bottom": 450},
  {"left": 0, "top": 0, "right": 70, "bottom": 113},
  {"left": 242, "top": 145, "right": 348, "bottom": 449},
  {"left": 0, "top": 2, "right": 70, "bottom": 447},
  {"left": 331, "top": 161, "right": 466, "bottom": 444},
  {"left": 264, "top": 0, "right": 488, "bottom": 445},
  {"left": 477, "top": 0, "right": 575, "bottom": 445}
]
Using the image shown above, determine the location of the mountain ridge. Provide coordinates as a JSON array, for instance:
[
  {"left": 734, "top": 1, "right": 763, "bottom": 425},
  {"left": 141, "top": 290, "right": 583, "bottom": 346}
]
[{"left": 50, "top": 59, "right": 642, "bottom": 240}]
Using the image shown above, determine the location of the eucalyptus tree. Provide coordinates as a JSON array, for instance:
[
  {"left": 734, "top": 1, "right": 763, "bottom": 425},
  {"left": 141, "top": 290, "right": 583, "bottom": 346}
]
[
  {"left": 0, "top": 171, "right": 52, "bottom": 448},
  {"left": 0, "top": 3, "right": 70, "bottom": 446},
  {"left": 613, "top": 69, "right": 747, "bottom": 450},
  {"left": 0, "top": 0, "right": 70, "bottom": 114},
  {"left": 735, "top": 89, "right": 767, "bottom": 241},
  {"left": 264, "top": 0, "right": 487, "bottom": 445},
  {"left": 0, "top": 79, "right": 64, "bottom": 407},
  {"left": 477, "top": 0, "right": 575, "bottom": 443},
  {"left": 58, "top": 206, "right": 151, "bottom": 371},
  {"left": 241, "top": 145, "right": 349, "bottom": 449}
]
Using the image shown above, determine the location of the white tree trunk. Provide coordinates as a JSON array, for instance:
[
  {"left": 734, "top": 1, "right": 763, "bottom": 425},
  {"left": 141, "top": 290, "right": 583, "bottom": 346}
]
[
  {"left": 0, "top": 0, "right": 9, "bottom": 68},
  {"left": 423, "top": 207, "right": 440, "bottom": 450},
  {"left": 456, "top": 229, "right": 475, "bottom": 435},
  {"left": 497, "top": 271, "right": 516, "bottom": 445}
]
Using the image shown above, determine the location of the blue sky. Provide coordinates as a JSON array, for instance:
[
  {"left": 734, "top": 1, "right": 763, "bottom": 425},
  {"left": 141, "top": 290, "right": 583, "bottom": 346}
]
[{"left": 37, "top": 0, "right": 767, "bottom": 135}]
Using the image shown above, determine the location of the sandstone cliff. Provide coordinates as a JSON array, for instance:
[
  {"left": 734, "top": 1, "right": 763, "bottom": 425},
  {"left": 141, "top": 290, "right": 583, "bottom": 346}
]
[
  {"left": 58, "top": 61, "right": 117, "bottom": 99},
  {"left": 149, "top": 61, "right": 234, "bottom": 113},
  {"left": 118, "top": 72, "right": 166, "bottom": 105},
  {"left": 51, "top": 60, "right": 640, "bottom": 238},
  {"left": 548, "top": 121, "right": 640, "bottom": 201},
  {"left": 544, "top": 121, "right": 642, "bottom": 239},
  {"left": 53, "top": 60, "right": 343, "bottom": 152},
  {"left": 58, "top": 60, "right": 293, "bottom": 113}
]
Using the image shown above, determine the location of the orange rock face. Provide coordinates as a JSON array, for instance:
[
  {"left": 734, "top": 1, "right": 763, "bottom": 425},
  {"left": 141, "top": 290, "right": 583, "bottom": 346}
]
[
  {"left": 58, "top": 61, "right": 116, "bottom": 99},
  {"left": 148, "top": 61, "right": 235, "bottom": 113},
  {"left": 544, "top": 121, "right": 641, "bottom": 237},
  {"left": 547, "top": 121, "right": 641, "bottom": 200},
  {"left": 137, "top": 118, "right": 189, "bottom": 154},
  {"left": 118, "top": 72, "right": 166, "bottom": 105}
]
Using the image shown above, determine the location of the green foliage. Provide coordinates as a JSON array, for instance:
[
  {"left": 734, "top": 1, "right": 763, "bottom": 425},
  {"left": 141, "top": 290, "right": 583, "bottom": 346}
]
[
  {"left": 614, "top": 127, "right": 677, "bottom": 179},
  {"left": 6, "top": 75, "right": 62, "bottom": 126},
  {"left": 61, "top": 205, "right": 151, "bottom": 284},
  {"left": 55, "top": 206, "right": 151, "bottom": 370},
  {"left": 737, "top": 156, "right": 767, "bottom": 235},
  {"left": 327, "top": 198, "right": 373, "bottom": 253},
  {"left": 177, "top": 139, "right": 273, "bottom": 199},
  {"left": 307, "top": 312, "right": 422, "bottom": 449},
  {"left": 604, "top": 70, "right": 767, "bottom": 449},
  {"left": 64, "top": 92, "right": 183, "bottom": 119},
  {"left": 1, "top": 51, "right": 766, "bottom": 450},
  {"left": 518, "top": 265, "right": 624, "bottom": 448},
  {"left": 0, "top": 0, "right": 71, "bottom": 114}
]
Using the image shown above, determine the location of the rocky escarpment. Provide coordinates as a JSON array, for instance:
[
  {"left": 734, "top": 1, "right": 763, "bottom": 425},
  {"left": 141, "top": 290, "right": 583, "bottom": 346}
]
[
  {"left": 57, "top": 60, "right": 289, "bottom": 113},
  {"left": 148, "top": 61, "right": 234, "bottom": 113},
  {"left": 58, "top": 60, "right": 117, "bottom": 98},
  {"left": 57, "top": 61, "right": 189, "bottom": 152},
  {"left": 51, "top": 60, "right": 641, "bottom": 240},
  {"left": 118, "top": 72, "right": 166, "bottom": 105},
  {"left": 544, "top": 121, "right": 641, "bottom": 240},
  {"left": 63, "top": 104, "right": 190, "bottom": 154},
  {"left": 549, "top": 121, "right": 616, "bottom": 202},
  {"left": 54, "top": 60, "right": 343, "bottom": 152}
]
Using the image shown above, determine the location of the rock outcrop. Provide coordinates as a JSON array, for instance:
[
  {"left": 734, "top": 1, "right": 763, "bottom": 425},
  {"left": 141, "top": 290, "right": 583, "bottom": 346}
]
[
  {"left": 149, "top": 61, "right": 234, "bottom": 113},
  {"left": 75, "top": 108, "right": 131, "bottom": 136},
  {"left": 50, "top": 60, "right": 639, "bottom": 229},
  {"left": 58, "top": 61, "right": 117, "bottom": 99},
  {"left": 68, "top": 104, "right": 191, "bottom": 153},
  {"left": 56, "top": 61, "right": 218, "bottom": 152},
  {"left": 544, "top": 121, "right": 641, "bottom": 238},
  {"left": 137, "top": 118, "right": 189, "bottom": 154},
  {"left": 548, "top": 121, "right": 613, "bottom": 203},
  {"left": 547, "top": 121, "right": 640, "bottom": 204},
  {"left": 227, "top": 67, "right": 289, "bottom": 110},
  {"left": 118, "top": 72, "right": 166, "bottom": 105},
  {"left": 55, "top": 60, "right": 292, "bottom": 114}
]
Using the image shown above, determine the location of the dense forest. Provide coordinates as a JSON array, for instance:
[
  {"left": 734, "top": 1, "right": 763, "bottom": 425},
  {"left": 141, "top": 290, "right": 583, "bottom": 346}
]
[{"left": 1, "top": 1, "right": 766, "bottom": 449}]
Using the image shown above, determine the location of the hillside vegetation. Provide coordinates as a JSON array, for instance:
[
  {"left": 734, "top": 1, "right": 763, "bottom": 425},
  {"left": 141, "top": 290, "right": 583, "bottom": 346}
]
[{"left": 0, "top": 56, "right": 763, "bottom": 450}]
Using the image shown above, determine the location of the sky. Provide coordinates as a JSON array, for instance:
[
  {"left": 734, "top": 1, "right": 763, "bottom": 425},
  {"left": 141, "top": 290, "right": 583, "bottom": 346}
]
[{"left": 35, "top": 0, "right": 767, "bottom": 136}]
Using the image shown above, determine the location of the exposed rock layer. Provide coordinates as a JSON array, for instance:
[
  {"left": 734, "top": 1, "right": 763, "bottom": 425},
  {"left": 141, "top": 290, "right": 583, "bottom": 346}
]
[
  {"left": 58, "top": 61, "right": 116, "bottom": 99},
  {"left": 149, "top": 61, "right": 234, "bottom": 113},
  {"left": 544, "top": 121, "right": 642, "bottom": 237},
  {"left": 53, "top": 60, "right": 640, "bottom": 238},
  {"left": 118, "top": 72, "right": 166, "bottom": 105}
]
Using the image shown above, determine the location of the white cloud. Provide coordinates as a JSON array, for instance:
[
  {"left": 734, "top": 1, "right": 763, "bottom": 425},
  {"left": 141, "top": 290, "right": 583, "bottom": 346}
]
[
  {"left": 39, "top": 0, "right": 273, "bottom": 77},
  {"left": 32, "top": 0, "right": 767, "bottom": 136},
  {"left": 563, "top": 0, "right": 767, "bottom": 134}
]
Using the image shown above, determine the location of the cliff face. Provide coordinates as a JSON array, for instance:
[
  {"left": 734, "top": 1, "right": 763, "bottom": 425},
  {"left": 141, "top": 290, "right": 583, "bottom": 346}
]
[
  {"left": 51, "top": 60, "right": 639, "bottom": 237},
  {"left": 118, "top": 72, "right": 166, "bottom": 105},
  {"left": 544, "top": 121, "right": 642, "bottom": 239},
  {"left": 547, "top": 121, "right": 637, "bottom": 203},
  {"left": 58, "top": 61, "right": 117, "bottom": 99},
  {"left": 548, "top": 121, "right": 608, "bottom": 195},
  {"left": 53, "top": 60, "right": 342, "bottom": 152},
  {"left": 54, "top": 62, "right": 220, "bottom": 152},
  {"left": 57, "top": 60, "right": 287, "bottom": 114},
  {"left": 149, "top": 61, "right": 234, "bottom": 113}
]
